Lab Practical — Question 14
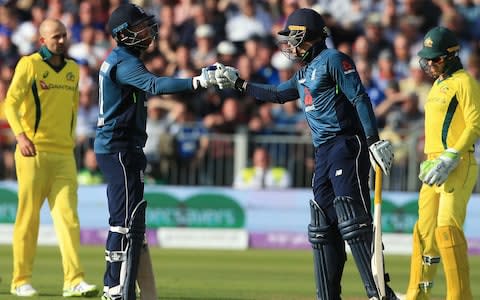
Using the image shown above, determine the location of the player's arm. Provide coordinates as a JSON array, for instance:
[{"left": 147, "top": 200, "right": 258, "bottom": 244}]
[
  {"left": 243, "top": 79, "right": 299, "bottom": 104},
  {"left": 71, "top": 65, "right": 80, "bottom": 140},
  {"left": 4, "top": 57, "right": 32, "bottom": 136},
  {"left": 328, "top": 52, "right": 379, "bottom": 143},
  {"left": 328, "top": 52, "right": 393, "bottom": 175},
  {"left": 451, "top": 76, "right": 480, "bottom": 153},
  {"left": 116, "top": 57, "right": 196, "bottom": 94},
  {"left": 215, "top": 64, "right": 299, "bottom": 103}
]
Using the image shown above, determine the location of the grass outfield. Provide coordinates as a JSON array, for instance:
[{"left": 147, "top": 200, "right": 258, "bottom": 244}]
[{"left": 1, "top": 245, "right": 479, "bottom": 299}]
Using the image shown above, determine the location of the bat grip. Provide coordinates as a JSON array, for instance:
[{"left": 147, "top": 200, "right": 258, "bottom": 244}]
[{"left": 374, "top": 166, "right": 383, "bottom": 205}]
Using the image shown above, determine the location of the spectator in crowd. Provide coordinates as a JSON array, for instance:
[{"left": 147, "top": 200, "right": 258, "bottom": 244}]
[
  {"left": 191, "top": 24, "right": 217, "bottom": 70},
  {"left": 363, "top": 12, "right": 391, "bottom": 59},
  {"left": 0, "top": 27, "right": 19, "bottom": 66},
  {"left": 70, "top": 1, "right": 104, "bottom": 44},
  {"left": 216, "top": 40, "right": 238, "bottom": 66},
  {"left": 356, "top": 57, "right": 386, "bottom": 110},
  {"left": 77, "top": 148, "right": 103, "bottom": 185},
  {"left": 465, "top": 51, "right": 480, "bottom": 81},
  {"left": 352, "top": 34, "right": 374, "bottom": 64},
  {"left": 143, "top": 96, "right": 176, "bottom": 180},
  {"left": 392, "top": 32, "right": 412, "bottom": 78},
  {"left": 76, "top": 63, "right": 99, "bottom": 149},
  {"left": 4, "top": 18, "right": 98, "bottom": 297},
  {"left": 399, "top": 56, "right": 431, "bottom": 112},
  {"left": 168, "top": 101, "right": 209, "bottom": 185},
  {"left": 233, "top": 146, "right": 292, "bottom": 189},
  {"left": 11, "top": 5, "right": 46, "bottom": 55},
  {"left": 225, "top": 0, "right": 271, "bottom": 44},
  {"left": 68, "top": 25, "right": 108, "bottom": 69},
  {"left": 203, "top": 96, "right": 246, "bottom": 185}
]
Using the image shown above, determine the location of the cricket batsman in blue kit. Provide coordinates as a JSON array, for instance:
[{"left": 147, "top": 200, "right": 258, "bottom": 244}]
[
  {"left": 94, "top": 4, "right": 215, "bottom": 300},
  {"left": 215, "top": 8, "right": 399, "bottom": 300}
]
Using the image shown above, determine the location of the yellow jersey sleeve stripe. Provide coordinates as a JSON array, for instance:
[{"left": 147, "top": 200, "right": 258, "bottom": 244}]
[
  {"left": 441, "top": 96, "right": 458, "bottom": 149},
  {"left": 31, "top": 79, "right": 41, "bottom": 135}
]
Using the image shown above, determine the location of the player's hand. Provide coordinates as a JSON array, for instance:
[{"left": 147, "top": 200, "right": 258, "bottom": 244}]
[
  {"left": 368, "top": 139, "right": 394, "bottom": 176},
  {"left": 419, "top": 149, "right": 459, "bottom": 186},
  {"left": 214, "top": 62, "right": 239, "bottom": 90},
  {"left": 16, "top": 132, "right": 36, "bottom": 157},
  {"left": 192, "top": 66, "right": 217, "bottom": 90}
]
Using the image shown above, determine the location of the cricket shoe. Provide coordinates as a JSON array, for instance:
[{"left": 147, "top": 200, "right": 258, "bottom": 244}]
[
  {"left": 10, "top": 283, "right": 38, "bottom": 297},
  {"left": 62, "top": 281, "right": 99, "bottom": 297}
]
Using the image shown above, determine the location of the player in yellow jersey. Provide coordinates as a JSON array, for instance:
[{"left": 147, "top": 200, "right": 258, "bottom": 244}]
[
  {"left": 4, "top": 19, "right": 98, "bottom": 297},
  {"left": 404, "top": 27, "right": 480, "bottom": 300}
]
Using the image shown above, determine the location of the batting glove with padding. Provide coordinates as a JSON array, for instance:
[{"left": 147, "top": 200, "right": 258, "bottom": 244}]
[
  {"left": 368, "top": 139, "right": 394, "bottom": 176},
  {"left": 192, "top": 66, "right": 217, "bottom": 90},
  {"left": 214, "top": 62, "right": 244, "bottom": 90}
]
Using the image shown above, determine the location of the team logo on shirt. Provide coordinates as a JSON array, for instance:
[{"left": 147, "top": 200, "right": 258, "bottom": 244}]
[
  {"left": 439, "top": 85, "right": 449, "bottom": 94},
  {"left": 304, "top": 87, "right": 316, "bottom": 112},
  {"left": 66, "top": 72, "right": 75, "bottom": 82},
  {"left": 42, "top": 71, "right": 49, "bottom": 78},
  {"left": 342, "top": 60, "right": 355, "bottom": 75},
  {"left": 39, "top": 80, "right": 49, "bottom": 89}
]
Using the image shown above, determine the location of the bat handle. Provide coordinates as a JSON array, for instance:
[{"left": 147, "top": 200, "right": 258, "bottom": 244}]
[{"left": 374, "top": 166, "right": 383, "bottom": 205}]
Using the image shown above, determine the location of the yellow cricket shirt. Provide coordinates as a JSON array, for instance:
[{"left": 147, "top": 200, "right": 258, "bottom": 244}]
[
  {"left": 4, "top": 52, "right": 79, "bottom": 154},
  {"left": 424, "top": 69, "right": 480, "bottom": 154}
]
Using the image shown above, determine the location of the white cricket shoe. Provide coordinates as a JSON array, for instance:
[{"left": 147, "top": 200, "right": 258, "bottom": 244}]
[
  {"left": 10, "top": 283, "right": 38, "bottom": 297},
  {"left": 62, "top": 281, "right": 99, "bottom": 297}
]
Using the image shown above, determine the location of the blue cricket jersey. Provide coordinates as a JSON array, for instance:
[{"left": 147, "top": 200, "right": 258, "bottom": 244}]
[
  {"left": 94, "top": 46, "right": 194, "bottom": 154},
  {"left": 245, "top": 48, "right": 379, "bottom": 147}
]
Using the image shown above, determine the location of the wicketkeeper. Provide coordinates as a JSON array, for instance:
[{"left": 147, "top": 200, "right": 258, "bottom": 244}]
[{"left": 405, "top": 26, "right": 480, "bottom": 300}]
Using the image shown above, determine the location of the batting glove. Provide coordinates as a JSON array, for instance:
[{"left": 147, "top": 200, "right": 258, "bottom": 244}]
[
  {"left": 368, "top": 139, "right": 394, "bottom": 176},
  {"left": 419, "top": 148, "right": 459, "bottom": 186},
  {"left": 214, "top": 63, "right": 242, "bottom": 90},
  {"left": 192, "top": 66, "right": 217, "bottom": 90}
]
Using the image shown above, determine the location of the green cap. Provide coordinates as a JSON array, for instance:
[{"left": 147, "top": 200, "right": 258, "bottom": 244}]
[{"left": 418, "top": 26, "right": 460, "bottom": 59}]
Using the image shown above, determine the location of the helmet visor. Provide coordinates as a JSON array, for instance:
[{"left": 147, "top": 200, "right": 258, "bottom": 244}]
[
  {"left": 277, "top": 27, "right": 306, "bottom": 61},
  {"left": 119, "top": 18, "right": 158, "bottom": 49}
]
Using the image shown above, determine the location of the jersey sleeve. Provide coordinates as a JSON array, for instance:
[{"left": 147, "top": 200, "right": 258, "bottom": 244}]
[
  {"left": 116, "top": 57, "right": 193, "bottom": 94},
  {"left": 452, "top": 75, "right": 480, "bottom": 153},
  {"left": 244, "top": 77, "right": 299, "bottom": 104},
  {"left": 328, "top": 52, "right": 379, "bottom": 140},
  {"left": 4, "top": 57, "right": 33, "bottom": 136},
  {"left": 72, "top": 64, "right": 80, "bottom": 139}
]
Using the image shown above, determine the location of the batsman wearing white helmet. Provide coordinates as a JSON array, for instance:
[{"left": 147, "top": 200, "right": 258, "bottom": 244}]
[{"left": 214, "top": 8, "right": 398, "bottom": 300}]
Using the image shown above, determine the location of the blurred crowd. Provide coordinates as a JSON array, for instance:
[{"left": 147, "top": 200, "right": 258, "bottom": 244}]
[{"left": 1, "top": 0, "right": 480, "bottom": 186}]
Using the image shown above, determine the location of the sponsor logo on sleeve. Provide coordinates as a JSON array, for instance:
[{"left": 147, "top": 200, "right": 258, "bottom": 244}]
[{"left": 342, "top": 60, "right": 356, "bottom": 75}]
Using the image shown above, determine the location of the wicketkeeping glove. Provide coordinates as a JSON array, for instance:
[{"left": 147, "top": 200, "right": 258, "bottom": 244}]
[
  {"left": 192, "top": 66, "right": 217, "bottom": 90},
  {"left": 214, "top": 62, "right": 242, "bottom": 90},
  {"left": 368, "top": 139, "right": 394, "bottom": 176},
  {"left": 419, "top": 148, "right": 459, "bottom": 186}
]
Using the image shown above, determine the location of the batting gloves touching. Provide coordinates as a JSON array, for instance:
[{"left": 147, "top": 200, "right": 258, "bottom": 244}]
[
  {"left": 192, "top": 66, "right": 217, "bottom": 90},
  {"left": 419, "top": 148, "right": 459, "bottom": 186},
  {"left": 368, "top": 140, "right": 394, "bottom": 176}
]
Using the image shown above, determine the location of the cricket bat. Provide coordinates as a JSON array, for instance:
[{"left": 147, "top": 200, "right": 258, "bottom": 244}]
[
  {"left": 371, "top": 165, "right": 386, "bottom": 299},
  {"left": 136, "top": 244, "right": 158, "bottom": 300}
]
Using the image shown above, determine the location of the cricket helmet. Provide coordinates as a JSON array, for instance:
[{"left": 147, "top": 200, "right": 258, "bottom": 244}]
[
  {"left": 277, "top": 8, "right": 329, "bottom": 62},
  {"left": 418, "top": 26, "right": 461, "bottom": 78},
  {"left": 107, "top": 3, "right": 158, "bottom": 49},
  {"left": 418, "top": 26, "right": 460, "bottom": 59}
]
